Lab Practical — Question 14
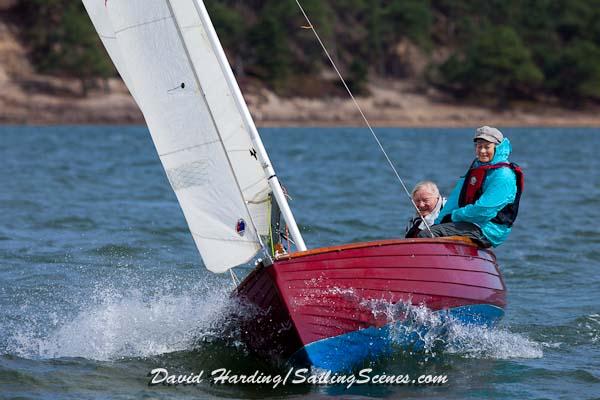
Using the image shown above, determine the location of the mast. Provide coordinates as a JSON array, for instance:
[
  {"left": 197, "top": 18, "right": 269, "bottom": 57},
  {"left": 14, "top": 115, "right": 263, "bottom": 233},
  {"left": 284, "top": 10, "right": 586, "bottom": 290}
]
[{"left": 191, "top": 0, "right": 307, "bottom": 252}]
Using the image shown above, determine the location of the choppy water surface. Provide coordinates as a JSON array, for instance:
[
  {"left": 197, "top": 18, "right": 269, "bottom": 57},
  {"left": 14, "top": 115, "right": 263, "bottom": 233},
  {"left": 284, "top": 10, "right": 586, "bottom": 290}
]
[{"left": 0, "top": 126, "right": 598, "bottom": 399}]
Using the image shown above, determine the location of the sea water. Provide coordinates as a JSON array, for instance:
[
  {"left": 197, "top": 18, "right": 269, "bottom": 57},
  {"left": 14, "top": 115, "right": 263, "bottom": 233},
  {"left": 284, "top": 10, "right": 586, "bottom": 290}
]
[{"left": 0, "top": 126, "right": 598, "bottom": 399}]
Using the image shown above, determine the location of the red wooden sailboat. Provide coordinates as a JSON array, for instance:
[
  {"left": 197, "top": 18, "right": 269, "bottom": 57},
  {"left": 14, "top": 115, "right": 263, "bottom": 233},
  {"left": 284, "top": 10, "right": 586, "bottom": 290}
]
[
  {"left": 235, "top": 237, "right": 506, "bottom": 371},
  {"left": 85, "top": 0, "right": 507, "bottom": 372}
]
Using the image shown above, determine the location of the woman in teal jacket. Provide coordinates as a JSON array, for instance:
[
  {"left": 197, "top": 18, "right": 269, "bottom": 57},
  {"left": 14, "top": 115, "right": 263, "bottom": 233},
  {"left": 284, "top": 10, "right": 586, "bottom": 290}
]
[{"left": 418, "top": 126, "right": 522, "bottom": 247}]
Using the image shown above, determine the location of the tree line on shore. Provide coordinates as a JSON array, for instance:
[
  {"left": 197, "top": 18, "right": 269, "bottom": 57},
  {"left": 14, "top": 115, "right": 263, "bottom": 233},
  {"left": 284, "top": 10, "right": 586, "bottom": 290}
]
[{"left": 12, "top": 0, "right": 600, "bottom": 107}]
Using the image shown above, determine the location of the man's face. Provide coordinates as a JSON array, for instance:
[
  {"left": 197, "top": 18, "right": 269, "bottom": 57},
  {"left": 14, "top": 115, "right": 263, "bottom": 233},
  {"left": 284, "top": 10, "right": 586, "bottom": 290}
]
[
  {"left": 475, "top": 140, "right": 496, "bottom": 163},
  {"left": 413, "top": 189, "right": 438, "bottom": 216}
]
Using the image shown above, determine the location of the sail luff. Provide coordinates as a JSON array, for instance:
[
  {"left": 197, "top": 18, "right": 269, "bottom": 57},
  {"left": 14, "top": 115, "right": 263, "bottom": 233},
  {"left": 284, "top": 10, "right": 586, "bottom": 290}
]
[{"left": 190, "top": 0, "right": 307, "bottom": 251}]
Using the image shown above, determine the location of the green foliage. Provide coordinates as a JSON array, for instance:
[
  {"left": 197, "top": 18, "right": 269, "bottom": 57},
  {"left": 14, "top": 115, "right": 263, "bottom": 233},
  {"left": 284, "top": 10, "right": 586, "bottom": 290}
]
[
  {"left": 204, "top": 1, "right": 246, "bottom": 51},
  {"left": 348, "top": 58, "right": 369, "bottom": 94},
  {"left": 12, "top": 0, "right": 600, "bottom": 105},
  {"left": 291, "top": 0, "right": 334, "bottom": 74},
  {"left": 547, "top": 40, "right": 600, "bottom": 104},
  {"left": 438, "top": 26, "right": 543, "bottom": 104},
  {"left": 433, "top": 0, "right": 600, "bottom": 105},
  {"left": 248, "top": 12, "right": 292, "bottom": 89},
  {"left": 354, "top": 0, "right": 431, "bottom": 76},
  {"left": 18, "top": 0, "right": 114, "bottom": 86},
  {"left": 554, "top": 0, "right": 595, "bottom": 41},
  {"left": 61, "top": 3, "right": 114, "bottom": 80},
  {"left": 382, "top": 0, "right": 432, "bottom": 47}
]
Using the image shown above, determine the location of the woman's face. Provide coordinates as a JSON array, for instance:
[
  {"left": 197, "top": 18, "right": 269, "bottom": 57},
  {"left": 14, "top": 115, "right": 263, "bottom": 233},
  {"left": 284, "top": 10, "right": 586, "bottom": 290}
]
[
  {"left": 413, "top": 189, "right": 438, "bottom": 216},
  {"left": 475, "top": 140, "right": 496, "bottom": 163}
]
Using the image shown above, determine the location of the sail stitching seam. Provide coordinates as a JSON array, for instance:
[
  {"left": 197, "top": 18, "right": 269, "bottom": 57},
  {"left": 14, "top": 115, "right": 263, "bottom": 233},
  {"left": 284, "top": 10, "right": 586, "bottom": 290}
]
[
  {"left": 158, "top": 139, "right": 220, "bottom": 157},
  {"left": 190, "top": 231, "right": 260, "bottom": 243},
  {"left": 114, "top": 16, "right": 172, "bottom": 35}
]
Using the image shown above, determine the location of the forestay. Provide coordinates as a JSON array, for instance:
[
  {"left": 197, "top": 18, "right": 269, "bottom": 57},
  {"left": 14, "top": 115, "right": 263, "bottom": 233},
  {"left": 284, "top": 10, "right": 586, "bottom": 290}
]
[{"left": 83, "top": 0, "right": 275, "bottom": 272}]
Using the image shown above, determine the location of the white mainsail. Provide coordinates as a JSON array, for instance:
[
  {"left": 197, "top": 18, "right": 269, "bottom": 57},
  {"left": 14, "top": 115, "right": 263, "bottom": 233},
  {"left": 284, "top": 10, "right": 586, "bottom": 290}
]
[
  {"left": 83, "top": 0, "right": 305, "bottom": 272},
  {"left": 82, "top": 0, "right": 139, "bottom": 105}
]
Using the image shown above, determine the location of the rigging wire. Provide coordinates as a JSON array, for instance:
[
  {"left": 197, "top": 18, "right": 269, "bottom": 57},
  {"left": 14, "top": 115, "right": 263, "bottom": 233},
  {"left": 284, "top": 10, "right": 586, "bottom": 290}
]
[
  {"left": 294, "top": 0, "right": 434, "bottom": 237},
  {"left": 229, "top": 268, "right": 240, "bottom": 287}
]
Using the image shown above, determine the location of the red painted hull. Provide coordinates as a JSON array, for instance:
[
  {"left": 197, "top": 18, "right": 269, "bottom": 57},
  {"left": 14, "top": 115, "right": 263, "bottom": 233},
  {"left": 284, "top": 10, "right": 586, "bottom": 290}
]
[{"left": 235, "top": 237, "right": 506, "bottom": 364}]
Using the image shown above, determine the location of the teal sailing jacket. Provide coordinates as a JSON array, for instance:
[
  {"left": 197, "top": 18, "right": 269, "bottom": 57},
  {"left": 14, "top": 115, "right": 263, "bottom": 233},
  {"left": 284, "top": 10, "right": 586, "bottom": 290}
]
[{"left": 435, "top": 138, "right": 517, "bottom": 247}]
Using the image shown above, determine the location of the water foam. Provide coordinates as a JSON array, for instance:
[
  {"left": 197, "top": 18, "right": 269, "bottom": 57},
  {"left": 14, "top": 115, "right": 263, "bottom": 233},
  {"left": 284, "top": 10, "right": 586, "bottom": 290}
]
[
  {"left": 7, "top": 277, "right": 545, "bottom": 363},
  {"left": 361, "top": 298, "right": 544, "bottom": 360},
  {"left": 7, "top": 278, "right": 238, "bottom": 361},
  {"left": 444, "top": 323, "right": 543, "bottom": 359},
  {"left": 577, "top": 313, "right": 600, "bottom": 344}
]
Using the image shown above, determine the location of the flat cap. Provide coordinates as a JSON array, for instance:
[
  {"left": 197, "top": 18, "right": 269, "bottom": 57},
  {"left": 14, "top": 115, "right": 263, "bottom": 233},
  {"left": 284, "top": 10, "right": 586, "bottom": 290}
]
[{"left": 474, "top": 126, "right": 503, "bottom": 144}]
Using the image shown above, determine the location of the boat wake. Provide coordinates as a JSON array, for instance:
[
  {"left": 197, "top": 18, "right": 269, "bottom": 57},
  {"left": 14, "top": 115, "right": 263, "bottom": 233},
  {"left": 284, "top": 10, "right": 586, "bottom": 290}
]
[{"left": 361, "top": 297, "right": 543, "bottom": 360}]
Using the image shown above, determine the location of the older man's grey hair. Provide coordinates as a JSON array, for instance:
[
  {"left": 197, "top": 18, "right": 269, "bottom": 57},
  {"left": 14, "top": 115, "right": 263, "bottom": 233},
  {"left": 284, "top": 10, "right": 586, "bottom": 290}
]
[{"left": 411, "top": 181, "right": 440, "bottom": 198}]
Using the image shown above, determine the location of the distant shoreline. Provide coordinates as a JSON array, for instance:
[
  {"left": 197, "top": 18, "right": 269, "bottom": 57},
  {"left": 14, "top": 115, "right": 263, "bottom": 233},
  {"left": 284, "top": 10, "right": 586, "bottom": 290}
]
[
  {"left": 255, "top": 120, "right": 600, "bottom": 128},
  {"left": 3, "top": 77, "right": 600, "bottom": 128},
  {"left": 4, "top": 116, "right": 600, "bottom": 129},
  {"left": 5, "top": 121, "right": 600, "bottom": 128},
  {"left": 5, "top": 119, "right": 600, "bottom": 128}
]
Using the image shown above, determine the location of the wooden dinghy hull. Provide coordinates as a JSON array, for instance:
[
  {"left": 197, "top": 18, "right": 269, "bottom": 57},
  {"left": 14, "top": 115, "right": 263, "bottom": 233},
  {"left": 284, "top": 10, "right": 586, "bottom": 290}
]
[{"left": 234, "top": 237, "right": 506, "bottom": 371}]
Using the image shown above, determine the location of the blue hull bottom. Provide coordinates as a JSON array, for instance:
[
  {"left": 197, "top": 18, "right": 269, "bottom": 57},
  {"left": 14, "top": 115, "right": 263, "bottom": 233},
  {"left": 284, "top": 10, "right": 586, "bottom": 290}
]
[{"left": 290, "top": 304, "right": 504, "bottom": 372}]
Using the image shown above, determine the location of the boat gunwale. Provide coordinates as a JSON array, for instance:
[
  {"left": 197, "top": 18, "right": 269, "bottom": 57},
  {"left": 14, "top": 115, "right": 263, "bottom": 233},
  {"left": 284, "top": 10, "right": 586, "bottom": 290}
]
[{"left": 275, "top": 236, "right": 492, "bottom": 262}]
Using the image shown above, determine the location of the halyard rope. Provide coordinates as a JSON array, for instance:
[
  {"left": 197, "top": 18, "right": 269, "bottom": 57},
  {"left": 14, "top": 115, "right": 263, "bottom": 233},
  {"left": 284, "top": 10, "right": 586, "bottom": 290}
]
[{"left": 294, "top": 0, "right": 434, "bottom": 237}]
